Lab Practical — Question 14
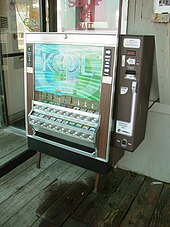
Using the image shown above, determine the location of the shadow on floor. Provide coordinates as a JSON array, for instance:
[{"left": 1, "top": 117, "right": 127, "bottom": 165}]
[{"left": 0, "top": 148, "right": 36, "bottom": 178}]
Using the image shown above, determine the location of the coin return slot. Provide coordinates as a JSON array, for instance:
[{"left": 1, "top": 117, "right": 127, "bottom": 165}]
[{"left": 121, "top": 139, "right": 127, "bottom": 148}]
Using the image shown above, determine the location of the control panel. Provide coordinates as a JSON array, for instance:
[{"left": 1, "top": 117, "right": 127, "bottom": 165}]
[{"left": 114, "top": 35, "right": 154, "bottom": 151}]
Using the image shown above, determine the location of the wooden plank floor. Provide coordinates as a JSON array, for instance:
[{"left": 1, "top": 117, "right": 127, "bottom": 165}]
[
  {"left": 0, "top": 128, "right": 28, "bottom": 169},
  {"left": 0, "top": 154, "right": 169, "bottom": 227}
]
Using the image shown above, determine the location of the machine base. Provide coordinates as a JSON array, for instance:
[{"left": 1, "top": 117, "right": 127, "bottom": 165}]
[{"left": 28, "top": 137, "right": 112, "bottom": 174}]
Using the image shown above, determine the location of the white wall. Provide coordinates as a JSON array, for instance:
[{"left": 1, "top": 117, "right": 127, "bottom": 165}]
[
  {"left": 117, "top": 104, "right": 170, "bottom": 182},
  {"left": 117, "top": 0, "right": 170, "bottom": 182}
]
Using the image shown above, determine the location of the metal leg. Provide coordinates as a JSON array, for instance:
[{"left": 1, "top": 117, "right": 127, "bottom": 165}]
[
  {"left": 37, "top": 152, "right": 42, "bottom": 169},
  {"left": 93, "top": 173, "right": 101, "bottom": 193}
]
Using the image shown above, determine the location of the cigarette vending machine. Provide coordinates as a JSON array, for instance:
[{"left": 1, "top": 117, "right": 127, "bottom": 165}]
[
  {"left": 25, "top": 33, "right": 154, "bottom": 174},
  {"left": 114, "top": 35, "right": 154, "bottom": 151},
  {"left": 25, "top": 32, "right": 122, "bottom": 174}
]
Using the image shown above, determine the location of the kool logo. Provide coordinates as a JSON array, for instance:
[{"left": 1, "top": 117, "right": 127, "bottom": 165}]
[
  {"left": 41, "top": 51, "right": 93, "bottom": 77},
  {"left": 41, "top": 52, "right": 80, "bottom": 73}
]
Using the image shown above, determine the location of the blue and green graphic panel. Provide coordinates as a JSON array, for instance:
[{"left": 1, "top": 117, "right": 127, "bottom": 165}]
[{"left": 34, "top": 43, "right": 103, "bottom": 102}]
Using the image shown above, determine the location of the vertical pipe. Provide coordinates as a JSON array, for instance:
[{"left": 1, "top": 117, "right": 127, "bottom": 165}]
[
  {"left": 118, "top": 0, "right": 123, "bottom": 35},
  {"left": 48, "top": 0, "right": 57, "bottom": 32},
  {"left": 39, "top": 0, "right": 46, "bottom": 32}
]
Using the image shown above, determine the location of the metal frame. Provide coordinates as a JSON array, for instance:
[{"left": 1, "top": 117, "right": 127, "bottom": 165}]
[{"left": 0, "top": 39, "right": 8, "bottom": 128}]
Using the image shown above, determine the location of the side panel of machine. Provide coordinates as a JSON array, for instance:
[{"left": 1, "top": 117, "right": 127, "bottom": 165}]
[
  {"left": 25, "top": 44, "right": 34, "bottom": 136},
  {"left": 114, "top": 35, "right": 154, "bottom": 151}
]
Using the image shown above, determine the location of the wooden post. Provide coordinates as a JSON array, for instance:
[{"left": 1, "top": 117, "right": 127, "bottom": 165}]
[{"left": 37, "top": 152, "right": 42, "bottom": 169}]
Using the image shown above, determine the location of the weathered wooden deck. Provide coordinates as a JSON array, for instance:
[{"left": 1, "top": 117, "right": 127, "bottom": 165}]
[
  {"left": 0, "top": 153, "right": 170, "bottom": 227},
  {"left": 0, "top": 128, "right": 27, "bottom": 169},
  {"left": 0, "top": 127, "right": 36, "bottom": 177}
]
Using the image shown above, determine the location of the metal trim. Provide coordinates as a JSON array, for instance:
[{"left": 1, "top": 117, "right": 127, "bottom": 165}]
[
  {"left": 25, "top": 32, "right": 118, "bottom": 47},
  {"left": 28, "top": 134, "right": 107, "bottom": 162}
]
